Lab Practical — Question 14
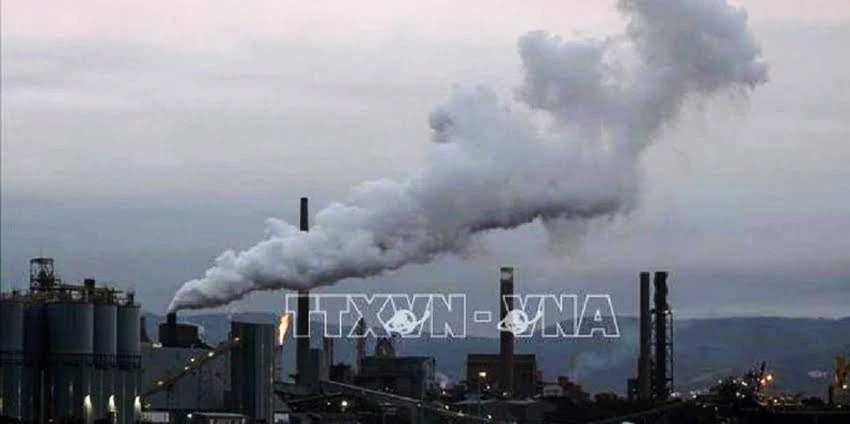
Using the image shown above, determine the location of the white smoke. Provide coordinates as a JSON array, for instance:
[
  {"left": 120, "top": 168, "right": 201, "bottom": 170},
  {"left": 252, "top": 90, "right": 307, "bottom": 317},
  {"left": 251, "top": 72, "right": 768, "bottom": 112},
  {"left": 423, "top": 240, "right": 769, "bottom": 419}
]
[
  {"left": 435, "top": 371, "right": 451, "bottom": 389},
  {"left": 168, "top": 0, "right": 767, "bottom": 313}
]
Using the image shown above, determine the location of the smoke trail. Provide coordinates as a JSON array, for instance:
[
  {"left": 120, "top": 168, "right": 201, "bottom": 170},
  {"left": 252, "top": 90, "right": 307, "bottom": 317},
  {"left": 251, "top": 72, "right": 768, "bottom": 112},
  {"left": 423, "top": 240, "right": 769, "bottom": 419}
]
[{"left": 168, "top": 0, "right": 766, "bottom": 312}]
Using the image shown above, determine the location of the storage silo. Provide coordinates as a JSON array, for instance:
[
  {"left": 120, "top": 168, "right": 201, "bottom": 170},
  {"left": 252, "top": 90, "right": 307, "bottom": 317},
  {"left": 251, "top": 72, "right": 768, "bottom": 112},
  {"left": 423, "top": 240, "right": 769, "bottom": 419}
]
[
  {"left": 0, "top": 299, "right": 25, "bottom": 420},
  {"left": 93, "top": 302, "right": 118, "bottom": 421},
  {"left": 21, "top": 303, "right": 45, "bottom": 422},
  {"left": 116, "top": 302, "right": 141, "bottom": 424},
  {"left": 230, "top": 321, "right": 275, "bottom": 424},
  {"left": 46, "top": 301, "right": 95, "bottom": 421}
]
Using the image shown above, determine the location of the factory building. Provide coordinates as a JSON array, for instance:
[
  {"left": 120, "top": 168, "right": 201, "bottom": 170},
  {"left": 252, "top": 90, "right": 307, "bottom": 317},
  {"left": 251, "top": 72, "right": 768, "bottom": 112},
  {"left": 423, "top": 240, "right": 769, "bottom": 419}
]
[
  {"left": 465, "top": 267, "right": 539, "bottom": 400},
  {"left": 139, "top": 315, "right": 282, "bottom": 424},
  {"left": 0, "top": 258, "right": 141, "bottom": 424},
  {"left": 356, "top": 356, "right": 438, "bottom": 400},
  {"left": 465, "top": 354, "right": 539, "bottom": 399}
]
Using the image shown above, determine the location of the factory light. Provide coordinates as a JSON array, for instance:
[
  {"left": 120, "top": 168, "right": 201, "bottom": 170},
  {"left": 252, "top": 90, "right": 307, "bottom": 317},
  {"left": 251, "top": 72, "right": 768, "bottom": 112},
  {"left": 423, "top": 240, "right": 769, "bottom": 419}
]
[
  {"left": 187, "top": 413, "right": 193, "bottom": 419},
  {"left": 157, "top": 381, "right": 164, "bottom": 386},
  {"left": 843, "top": 384, "right": 848, "bottom": 390},
  {"left": 190, "top": 358, "right": 196, "bottom": 363},
  {"left": 766, "top": 374, "right": 773, "bottom": 382},
  {"left": 208, "top": 352, "right": 215, "bottom": 358},
  {"left": 478, "top": 371, "right": 487, "bottom": 379},
  {"left": 341, "top": 400, "right": 348, "bottom": 408},
  {"left": 487, "top": 414, "right": 492, "bottom": 419}
]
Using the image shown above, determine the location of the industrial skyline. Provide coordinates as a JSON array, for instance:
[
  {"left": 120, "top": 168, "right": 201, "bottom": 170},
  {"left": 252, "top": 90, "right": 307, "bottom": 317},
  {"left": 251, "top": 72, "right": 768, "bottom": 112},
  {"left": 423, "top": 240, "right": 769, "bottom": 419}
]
[{"left": 1, "top": 1, "right": 849, "bottom": 421}]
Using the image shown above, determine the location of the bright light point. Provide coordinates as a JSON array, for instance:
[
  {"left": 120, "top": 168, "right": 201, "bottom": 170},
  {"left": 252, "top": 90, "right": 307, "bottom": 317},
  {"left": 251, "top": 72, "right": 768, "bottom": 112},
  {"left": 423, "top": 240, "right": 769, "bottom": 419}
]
[
  {"left": 766, "top": 374, "right": 773, "bottom": 381},
  {"left": 341, "top": 400, "right": 348, "bottom": 408}
]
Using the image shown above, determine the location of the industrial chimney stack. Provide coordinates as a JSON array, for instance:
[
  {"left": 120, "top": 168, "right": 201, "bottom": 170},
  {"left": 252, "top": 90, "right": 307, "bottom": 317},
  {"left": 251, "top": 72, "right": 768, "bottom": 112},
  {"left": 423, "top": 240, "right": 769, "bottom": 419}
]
[
  {"left": 499, "top": 267, "right": 515, "bottom": 399},
  {"left": 653, "top": 271, "right": 671, "bottom": 400},
  {"left": 634, "top": 271, "right": 673, "bottom": 402},
  {"left": 296, "top": 197, "right": 311, "bottom": 386},
  {"left": 638, "top": 272, "right": 652, "bottom": 400},
  {"left": 355, "top": 318, "right": 366, "bottom": 375}
]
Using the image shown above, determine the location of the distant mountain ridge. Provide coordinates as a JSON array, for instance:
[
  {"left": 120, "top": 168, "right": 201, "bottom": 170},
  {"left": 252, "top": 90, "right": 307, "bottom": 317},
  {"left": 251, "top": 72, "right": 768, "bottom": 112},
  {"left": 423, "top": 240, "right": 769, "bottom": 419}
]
[{"left": 143, "top": 313, "right": 848, "bottom": 397}]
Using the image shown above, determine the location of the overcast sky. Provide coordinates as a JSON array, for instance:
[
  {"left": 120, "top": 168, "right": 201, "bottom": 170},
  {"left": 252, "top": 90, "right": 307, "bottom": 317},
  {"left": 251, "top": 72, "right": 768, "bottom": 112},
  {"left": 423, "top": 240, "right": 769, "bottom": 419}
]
[{"left": 2, "top": 0, "right": 848, "bottom": 319}]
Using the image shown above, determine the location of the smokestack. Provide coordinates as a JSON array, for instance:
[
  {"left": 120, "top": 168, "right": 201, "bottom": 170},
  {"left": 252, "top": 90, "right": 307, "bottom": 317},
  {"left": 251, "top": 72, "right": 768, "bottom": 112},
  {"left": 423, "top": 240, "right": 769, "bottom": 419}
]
[
  {"left": 355, "top": 318, "right": 366, "bottom": 374},
  {"left": 638, "top": 272, "right": 651, "bottom": 400},
  {"left": 653, "top": 271, "right": 670, "bottom": 400},
  {"left": 297, "top": 197, "right": 311, "bottom": 385},
  {"left": 500, "top": 267, "right": 514, "bottom": 398},
  {"left": 166, "top": 312, "right": 177, "bottom": 347}
]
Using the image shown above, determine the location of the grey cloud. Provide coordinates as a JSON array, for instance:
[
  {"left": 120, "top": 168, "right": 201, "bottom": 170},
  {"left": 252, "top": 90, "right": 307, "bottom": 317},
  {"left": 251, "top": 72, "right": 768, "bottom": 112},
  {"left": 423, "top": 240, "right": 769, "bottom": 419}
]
[{"left": 1, "top": 20, "right": 848, "bottom": 317}]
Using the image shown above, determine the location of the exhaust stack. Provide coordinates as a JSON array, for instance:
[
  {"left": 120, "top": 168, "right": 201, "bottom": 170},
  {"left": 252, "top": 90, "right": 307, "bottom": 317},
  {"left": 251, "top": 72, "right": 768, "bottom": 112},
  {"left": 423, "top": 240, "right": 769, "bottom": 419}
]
[
  {"left": 638, "top": 272, "right": 651, "bottom": 400},
  {"left": 653, "top": 271, "right": 671, "bottom": 400},
  {"left": 355, "top": 318, "right": 366, "bottom": 374},
  {"left": 296, "top": 197, "right": 311, "bottom": 385},
  {"left": 500, "top": 267, "right": 515, "bottom": 398}
]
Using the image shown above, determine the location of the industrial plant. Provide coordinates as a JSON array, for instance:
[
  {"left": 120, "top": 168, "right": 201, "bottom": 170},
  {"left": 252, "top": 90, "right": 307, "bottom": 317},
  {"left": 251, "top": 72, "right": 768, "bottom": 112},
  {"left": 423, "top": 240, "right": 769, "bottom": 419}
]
[
  {"left": 0, "top": 257, "right": 141, "bottom": 424},
  {"left": 2, "top": 198, "right": 848, "bottom": 424}
]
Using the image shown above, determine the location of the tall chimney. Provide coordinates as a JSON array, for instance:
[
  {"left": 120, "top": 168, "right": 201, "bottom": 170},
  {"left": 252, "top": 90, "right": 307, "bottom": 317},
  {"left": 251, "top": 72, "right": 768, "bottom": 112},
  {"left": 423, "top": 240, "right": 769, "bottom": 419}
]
[
  {"left": 653, "top": 271, "right": 670, "bottom": 400},
  {"left": 638, "top": 272, "right": 652, "bottom": 400},
  {"left": 296, "top": 197, "right": 311, "bottom": 385},
  {"left": 355, "top": 318, "right": 366, "bottom": 374},
  {"left": 499, "top": 267, "right": 515, "bottom": 398}
]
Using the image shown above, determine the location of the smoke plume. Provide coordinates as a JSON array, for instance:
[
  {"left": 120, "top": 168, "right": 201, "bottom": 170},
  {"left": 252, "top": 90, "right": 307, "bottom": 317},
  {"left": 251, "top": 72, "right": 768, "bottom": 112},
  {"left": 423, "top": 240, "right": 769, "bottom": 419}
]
[{"left": 168, "top": 0, "right": 767, "bottom": 312}]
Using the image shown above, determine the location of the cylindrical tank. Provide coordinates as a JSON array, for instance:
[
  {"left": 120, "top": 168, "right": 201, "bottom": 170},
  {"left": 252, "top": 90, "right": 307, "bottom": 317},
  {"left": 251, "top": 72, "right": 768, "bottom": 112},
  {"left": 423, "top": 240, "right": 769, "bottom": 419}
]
[
  {"left": 21, "top": 303, "right": 45, "bottom": 422},
  {"left": 46, "top": 302, "right": 94, "bottom": 421},
  {"left": 93, "top": 303, "right": 118, "bottom": 421},
  {"left": 0, "top": 300, "right": 25, "bottom": 420},
  {"left": 231, "top": 321, "right": 275, "bottom": 424},
  {"left": 116, "top": 304, "right": 140, "bottom": 424}
]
